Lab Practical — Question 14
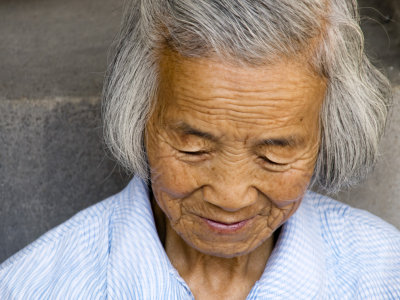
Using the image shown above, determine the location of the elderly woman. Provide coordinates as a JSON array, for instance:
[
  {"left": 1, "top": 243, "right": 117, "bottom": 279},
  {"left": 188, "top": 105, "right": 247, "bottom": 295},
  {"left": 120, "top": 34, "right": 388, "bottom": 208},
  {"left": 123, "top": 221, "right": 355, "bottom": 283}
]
[{"left": 1, "top": 0, "right": 400, "bottom": 299}]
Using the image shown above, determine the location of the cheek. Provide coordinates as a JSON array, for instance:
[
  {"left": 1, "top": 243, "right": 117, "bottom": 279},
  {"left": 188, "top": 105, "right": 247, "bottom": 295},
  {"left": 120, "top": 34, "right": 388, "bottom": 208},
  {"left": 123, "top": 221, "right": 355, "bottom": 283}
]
[
  {"left": 264, "top": 169, "right": 312, "bottom": 205},
  {"left": 146, "top": 124, "right": 198, "bottom": 195},
  {"left": 147, "top": 142, "right": 204, "bottom": 224},
  {"left": 257, "top": 171, "right": 309, "bottom": 231},
  {"left": 263, "top": 146, "right": 319, "bottom": 205},
  {"left": 149, "top": 150, "right": 201, "bottom": 197},
  {"left": 268, "top": 198, "right": 302, "bottom": 230}
]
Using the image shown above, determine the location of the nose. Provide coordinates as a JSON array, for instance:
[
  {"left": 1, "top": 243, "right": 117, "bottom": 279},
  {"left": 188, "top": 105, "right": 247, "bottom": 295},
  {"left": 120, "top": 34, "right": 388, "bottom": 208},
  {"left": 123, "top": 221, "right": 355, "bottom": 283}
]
[{"left": 202, "top": 176, "right": 258, "bottom": 212}]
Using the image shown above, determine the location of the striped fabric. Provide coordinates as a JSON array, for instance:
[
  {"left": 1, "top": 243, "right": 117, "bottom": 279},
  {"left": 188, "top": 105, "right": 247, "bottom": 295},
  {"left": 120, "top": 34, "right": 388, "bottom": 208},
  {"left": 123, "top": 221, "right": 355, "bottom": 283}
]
[{"left": 1, "top": 176, "right": 399, "bottom": 299}]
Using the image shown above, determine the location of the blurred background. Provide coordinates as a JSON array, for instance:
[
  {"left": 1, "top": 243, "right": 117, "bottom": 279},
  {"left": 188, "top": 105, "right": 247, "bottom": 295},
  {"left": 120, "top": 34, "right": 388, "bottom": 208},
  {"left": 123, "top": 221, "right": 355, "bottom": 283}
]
[{"left": 0, "top": 0, "right": 399, "bottom": 263}]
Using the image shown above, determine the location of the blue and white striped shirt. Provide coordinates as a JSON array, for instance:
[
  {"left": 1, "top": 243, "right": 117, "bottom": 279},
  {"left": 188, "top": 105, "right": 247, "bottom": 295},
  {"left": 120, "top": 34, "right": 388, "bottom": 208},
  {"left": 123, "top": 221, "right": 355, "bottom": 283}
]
[{"left": 1, "top": 176, "right": 400, "bottom": 299}]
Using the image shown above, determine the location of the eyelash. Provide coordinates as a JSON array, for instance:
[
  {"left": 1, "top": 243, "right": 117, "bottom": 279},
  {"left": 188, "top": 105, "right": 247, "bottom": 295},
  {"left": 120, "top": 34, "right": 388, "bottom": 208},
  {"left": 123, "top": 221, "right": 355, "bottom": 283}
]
[
  {"left": 179, "top": 150, "right": 285, "bottom": 167},
  {"left": 258, "top": 156, "right": 284, "bottom": 166},
  {"left": 179, "top": 150, "right": 209, "bottom": 156}
]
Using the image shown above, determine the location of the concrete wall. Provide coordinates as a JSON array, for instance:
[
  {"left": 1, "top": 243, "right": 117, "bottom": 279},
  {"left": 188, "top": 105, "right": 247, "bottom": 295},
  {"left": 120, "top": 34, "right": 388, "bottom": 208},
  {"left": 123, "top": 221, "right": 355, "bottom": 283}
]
[
  {"left": 337, "top": 0, "right": 400, "bottom": 227},
  {"left": 0, "top": 0, "right": 399, "bottom": 263},
  {"left": 0, "top": 0, "right": 130, "bottom": 263}
]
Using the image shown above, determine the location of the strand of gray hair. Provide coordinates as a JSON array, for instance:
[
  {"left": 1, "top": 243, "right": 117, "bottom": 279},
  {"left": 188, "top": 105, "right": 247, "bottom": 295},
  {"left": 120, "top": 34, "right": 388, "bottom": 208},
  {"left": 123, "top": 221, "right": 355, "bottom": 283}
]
[{"left": 102, "top": 0, "right": 391, "bottom": 194}]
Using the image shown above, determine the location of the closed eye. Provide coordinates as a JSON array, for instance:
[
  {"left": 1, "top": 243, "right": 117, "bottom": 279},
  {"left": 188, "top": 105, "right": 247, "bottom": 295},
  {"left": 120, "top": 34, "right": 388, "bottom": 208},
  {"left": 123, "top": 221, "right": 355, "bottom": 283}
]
[
  {"left": 179, "top": 150, "right": 209, "bottom": 156},
  {"left": 259, "top": 156, "right": 286, "bottom": 166}
]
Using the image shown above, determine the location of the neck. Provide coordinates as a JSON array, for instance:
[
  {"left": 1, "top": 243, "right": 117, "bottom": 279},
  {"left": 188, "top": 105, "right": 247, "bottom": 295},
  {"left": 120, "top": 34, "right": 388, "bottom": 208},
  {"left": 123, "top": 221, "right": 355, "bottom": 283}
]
[{"left": 164, "top": 220, "right": 275, "bottom": 299}]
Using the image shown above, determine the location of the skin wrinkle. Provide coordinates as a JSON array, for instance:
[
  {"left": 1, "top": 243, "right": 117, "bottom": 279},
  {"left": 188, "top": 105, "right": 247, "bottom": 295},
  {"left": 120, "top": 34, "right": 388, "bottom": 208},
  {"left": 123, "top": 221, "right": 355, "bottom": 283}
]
[
  {"left": 176, "top": 98, "right": 307, "bottom": 119},
  {"left": 171, "top": 99, "right": 315, "bottom": 129},
  {"left": 145, "top": 51, "right": 326, "bottom": 300},
  {"left": 164, "top": 121, "right": 313, "bottom": 166},
  {"left": 166, "top": 100, "right": 303, "bottom": 128}
]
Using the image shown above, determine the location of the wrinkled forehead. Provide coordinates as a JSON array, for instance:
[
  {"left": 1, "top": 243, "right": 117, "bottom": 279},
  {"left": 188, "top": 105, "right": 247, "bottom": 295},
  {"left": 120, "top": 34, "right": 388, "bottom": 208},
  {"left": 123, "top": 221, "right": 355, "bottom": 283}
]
[
  {"left": 156, "top": 49, "right": 327, "bottom": 107},
  {"left": 151, "top": 50, "right": 327, "bottom": 143}
]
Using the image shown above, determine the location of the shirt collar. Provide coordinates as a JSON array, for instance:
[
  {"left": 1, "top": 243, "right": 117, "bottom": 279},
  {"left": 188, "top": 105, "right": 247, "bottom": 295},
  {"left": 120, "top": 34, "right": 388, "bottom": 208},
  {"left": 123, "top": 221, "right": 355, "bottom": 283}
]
[
  {"left": 250, "top": 191, "right": 327, "bottom": 298},
  {"left": 108, "top": 178, "right": 326, "bottom": 298}
]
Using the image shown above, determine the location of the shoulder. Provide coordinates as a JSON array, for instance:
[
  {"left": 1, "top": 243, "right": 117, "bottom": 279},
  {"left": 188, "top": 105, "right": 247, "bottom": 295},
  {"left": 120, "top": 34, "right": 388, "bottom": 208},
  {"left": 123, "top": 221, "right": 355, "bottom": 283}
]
[
  {"left": 0, "top": 178, "right": 145, "bottom": 299},
  {"left": 304, "top": 191, "right": 400, "bottom": 297},
  {"left": 305, "top": 191, "right": 400, "bottom": 249}
]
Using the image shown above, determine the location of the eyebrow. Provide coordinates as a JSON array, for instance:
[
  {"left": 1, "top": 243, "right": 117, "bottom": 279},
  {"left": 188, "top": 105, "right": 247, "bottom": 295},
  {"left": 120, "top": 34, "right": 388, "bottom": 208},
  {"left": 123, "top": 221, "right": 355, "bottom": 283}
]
[
  {"left": 256, "top": 136, "right": 302, "bottom": 148},
  {"left": 170, "top": 121, "right": 302, "bottom": 147},
  {"left": 171, "top": 122, "right": 218, "bottom": 142}
]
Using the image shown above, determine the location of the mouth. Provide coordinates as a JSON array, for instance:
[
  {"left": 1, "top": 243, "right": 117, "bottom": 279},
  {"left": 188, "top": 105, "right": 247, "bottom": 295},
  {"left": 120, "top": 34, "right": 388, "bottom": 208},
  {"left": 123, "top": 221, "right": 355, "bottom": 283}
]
[{"left": 200, "top": 217, "right": 253, "bottom": 234}]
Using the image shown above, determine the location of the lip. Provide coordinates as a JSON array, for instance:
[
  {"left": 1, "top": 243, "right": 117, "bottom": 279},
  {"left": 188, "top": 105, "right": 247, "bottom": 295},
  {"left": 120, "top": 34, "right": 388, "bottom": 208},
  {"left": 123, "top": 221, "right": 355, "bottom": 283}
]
[{"left": 200, "top": 217, "right": 253, "bottom": 234}]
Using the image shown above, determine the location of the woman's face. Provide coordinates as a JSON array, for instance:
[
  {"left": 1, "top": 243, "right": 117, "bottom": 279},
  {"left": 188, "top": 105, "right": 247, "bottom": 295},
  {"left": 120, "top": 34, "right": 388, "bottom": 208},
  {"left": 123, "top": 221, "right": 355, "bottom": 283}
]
[{"left": 146, "top": 51, "right": 326, "bottom": 258}]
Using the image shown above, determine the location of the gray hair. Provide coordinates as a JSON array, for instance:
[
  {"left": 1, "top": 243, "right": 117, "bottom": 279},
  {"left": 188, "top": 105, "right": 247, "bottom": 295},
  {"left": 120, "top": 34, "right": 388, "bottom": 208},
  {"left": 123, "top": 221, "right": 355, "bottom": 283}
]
[{"left": 102, "top": 0, "right": 391, "bottom": 194}]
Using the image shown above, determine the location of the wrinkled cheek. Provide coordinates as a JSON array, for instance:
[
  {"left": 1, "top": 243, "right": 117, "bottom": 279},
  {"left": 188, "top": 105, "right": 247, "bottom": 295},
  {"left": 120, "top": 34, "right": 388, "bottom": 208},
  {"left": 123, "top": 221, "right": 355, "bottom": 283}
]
[
  {"left": 172, "top": 214, "right": 198, "bottom": 239},
  {"left": 257, "top": 172, "right": 309, "bottom": 230},
  {"left": 151, "top": 183, "right": 183, "bottom": 225},
  {"left": 149, "top": 153, "right": 204, "bottom": 198},
  {"left": 261, "top": 196, "right": 300, "bottom": 232},
  {"left": 267, "top": 170, "right": 312, "bottom": 207},
  {"left": 278, "top": 200, "right": 301, "bottom": 226},
  {"left": 148, "top": 158, "right": 199, "bottom": 225}
]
